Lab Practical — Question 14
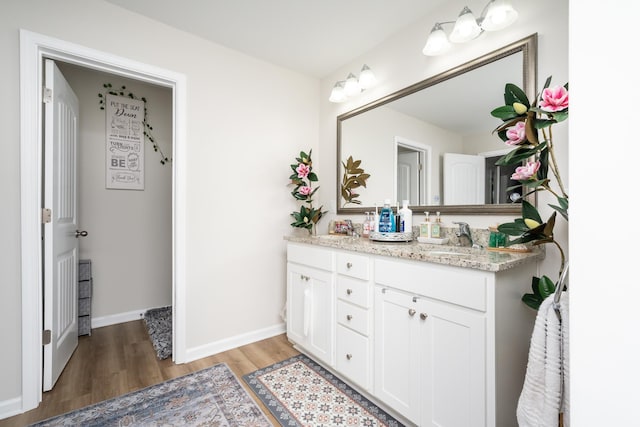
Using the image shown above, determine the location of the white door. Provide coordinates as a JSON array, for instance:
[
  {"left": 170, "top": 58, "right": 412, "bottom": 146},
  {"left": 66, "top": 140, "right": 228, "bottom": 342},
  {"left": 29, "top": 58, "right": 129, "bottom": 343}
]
[
  {"left": 443, "top": 153, "right": 485, "bottom": 205},
  {"left": 397, "top": 151, "right": 420, "bottom": 205},
  {"left": 43, "top": 59, "right": 80, "bottom": 391}
]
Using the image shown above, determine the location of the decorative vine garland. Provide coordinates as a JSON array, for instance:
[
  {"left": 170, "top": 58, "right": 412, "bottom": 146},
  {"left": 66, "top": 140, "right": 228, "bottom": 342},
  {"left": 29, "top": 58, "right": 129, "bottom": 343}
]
[{"left": 98, "top": 83, "right": 170, "bottom": 165}]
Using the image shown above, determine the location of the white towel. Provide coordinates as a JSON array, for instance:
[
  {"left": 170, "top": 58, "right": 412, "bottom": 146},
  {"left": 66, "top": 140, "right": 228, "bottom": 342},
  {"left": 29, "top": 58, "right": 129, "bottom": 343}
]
[{"left": 517, "top": 291, "right": 570, "bottom": 427}]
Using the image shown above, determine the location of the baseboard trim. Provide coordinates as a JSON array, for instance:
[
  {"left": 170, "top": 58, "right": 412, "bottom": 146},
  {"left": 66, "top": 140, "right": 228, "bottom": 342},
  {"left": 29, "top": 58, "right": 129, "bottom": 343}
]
[
  {"left": 185, "top": 323, "right": 286, "bottom": 363},
  {"left": 0, "top": 396, "right": 23, "bottom": 421},
  {"left": 91, "top": 306, "right": 168, "bottom": 329}
]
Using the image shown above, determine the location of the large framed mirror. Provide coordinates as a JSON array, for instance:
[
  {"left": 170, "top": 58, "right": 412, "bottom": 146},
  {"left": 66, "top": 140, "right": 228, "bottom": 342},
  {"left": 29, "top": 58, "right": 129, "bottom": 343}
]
[{"left": 337, "top": 34, "right": 537, "bottom": 215}]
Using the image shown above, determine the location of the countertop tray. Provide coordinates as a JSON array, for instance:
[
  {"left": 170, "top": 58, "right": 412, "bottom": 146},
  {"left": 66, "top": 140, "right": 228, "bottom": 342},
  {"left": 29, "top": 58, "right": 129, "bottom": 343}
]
[{"left": 369, "top": 231, "right": 414, "bottom": 242}]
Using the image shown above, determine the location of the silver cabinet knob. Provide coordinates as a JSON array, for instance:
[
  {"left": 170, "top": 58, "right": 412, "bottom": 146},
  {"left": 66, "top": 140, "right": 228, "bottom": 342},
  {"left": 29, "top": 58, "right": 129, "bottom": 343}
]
[
  {"left": 346, "top": 353, "right": 353, "bottom": 360},
  {"left": 300, "top": 275, "right": 310, "bottom": 281},
  {"left": 420, "top": 312, "right": 428, "bottom": 320},
  {"left": 408, "top": 308, "right": 416, "bottom": 316},
  {"left": 346, "top": 314, "right": 353, "bottom": 321},
  {"left": 346, "top": 262, "right": 353, "bottom": 269},
  {"left": 346, "top": 288, "right": 353, "bottom": 295}
]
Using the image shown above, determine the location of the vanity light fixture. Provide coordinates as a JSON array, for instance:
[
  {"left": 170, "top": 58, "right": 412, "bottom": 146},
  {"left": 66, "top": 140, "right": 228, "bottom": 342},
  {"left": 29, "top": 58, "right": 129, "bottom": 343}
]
[
  {"left": 329, "top": 64, "right": 377, "bottom": 103},
  {"left": 422, "top": 0, "right": 518, "bottom": 56}
]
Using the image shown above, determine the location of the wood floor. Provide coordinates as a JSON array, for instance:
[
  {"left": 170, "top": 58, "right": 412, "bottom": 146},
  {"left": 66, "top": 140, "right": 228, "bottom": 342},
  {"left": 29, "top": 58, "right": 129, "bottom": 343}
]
[{"left": 0, "top": 320, "right": 299, "bottom": 426}]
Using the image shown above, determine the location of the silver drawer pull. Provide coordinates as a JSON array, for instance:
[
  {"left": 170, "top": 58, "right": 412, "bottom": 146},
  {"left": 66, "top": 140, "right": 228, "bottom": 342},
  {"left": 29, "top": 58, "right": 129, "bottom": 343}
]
[
  {"left": 420, "top": 312, "right": 428, "bottom": 320},
  {"left": 408, "top": 308, "right": 416, "bottom": 316},
  {"left": 346, "top": 314, "right": 353, "bottom": 321},
  {"left": 346, "top": 353, "right": 353, "bottom": 360},
  {"left": 346, "top": 262, "right": 353, "bottom": 269},
  {"left": 346, "top": 288, "right": 353, "bottom": 295}
]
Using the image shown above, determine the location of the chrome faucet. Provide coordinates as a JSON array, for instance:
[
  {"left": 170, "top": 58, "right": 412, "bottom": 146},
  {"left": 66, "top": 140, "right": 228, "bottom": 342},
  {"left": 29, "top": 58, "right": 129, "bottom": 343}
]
[
  {"left": 453, "top": 222, "right": 481, "bottom": 248},
  {"left": 345, "top": 219, "right": 360, "bottom": 238}
]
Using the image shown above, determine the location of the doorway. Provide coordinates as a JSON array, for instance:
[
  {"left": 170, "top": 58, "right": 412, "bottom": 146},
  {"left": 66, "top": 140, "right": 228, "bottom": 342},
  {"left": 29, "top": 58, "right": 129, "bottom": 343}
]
[
  {"left": 394, "top": 136, "right": 431, "bottom": 206},
  {"left": 19, "top": 29, "right": 187, "bottom": 412}
]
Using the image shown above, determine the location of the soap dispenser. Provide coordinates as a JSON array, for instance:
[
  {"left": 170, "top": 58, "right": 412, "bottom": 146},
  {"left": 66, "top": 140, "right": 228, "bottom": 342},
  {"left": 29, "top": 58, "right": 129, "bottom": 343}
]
[
  {"left": 420, "top": 212, "right": 432, "bottom": 238},
  {"left": 431, "top": 211, "right": 442, "bottom": 238}
]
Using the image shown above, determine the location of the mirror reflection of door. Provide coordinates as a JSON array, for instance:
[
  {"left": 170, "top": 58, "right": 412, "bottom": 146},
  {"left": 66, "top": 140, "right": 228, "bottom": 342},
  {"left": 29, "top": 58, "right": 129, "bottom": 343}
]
[
  {"left": 395, "top": 138, "right": 430, "bottom": 206},
  {"left": 443, "top": 153, "right": 485, "bottom": 205}
]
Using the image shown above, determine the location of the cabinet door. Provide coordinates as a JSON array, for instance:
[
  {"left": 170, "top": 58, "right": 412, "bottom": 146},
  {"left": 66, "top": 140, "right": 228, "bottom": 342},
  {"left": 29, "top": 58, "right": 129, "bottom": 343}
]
[
  {"left": 420, "top": 299, "right": 486, "bottom": 427},
  {"left": 374, "top": 286, "right": 421, "bottom": 424},
  {"left": 287, "top": 263, "right": 334, "bottom": 366}
]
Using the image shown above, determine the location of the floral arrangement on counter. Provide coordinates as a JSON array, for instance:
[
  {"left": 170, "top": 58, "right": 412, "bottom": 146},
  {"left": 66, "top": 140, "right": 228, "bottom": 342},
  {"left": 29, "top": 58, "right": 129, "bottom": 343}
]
[
  {"left": 491, "top": 76, "right": 569, "bottom": 310},
  {"left": 289, "top": 149, "right": 327, "bottom": 234}
]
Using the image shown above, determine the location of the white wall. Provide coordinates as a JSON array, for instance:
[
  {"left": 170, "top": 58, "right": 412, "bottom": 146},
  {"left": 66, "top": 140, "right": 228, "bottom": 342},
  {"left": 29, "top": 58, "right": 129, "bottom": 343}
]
[
  {"left": 319, "top": 0, "right": 569, "bottom": 283},
  {"left": 0, "top": 0, "right": 318, "bottom": 407},
  {"left": 56, "top": 63, "right": 173, "bottom": 320},
  {"left": 570, "top": 1, "right": 640, "bottom": 425}
]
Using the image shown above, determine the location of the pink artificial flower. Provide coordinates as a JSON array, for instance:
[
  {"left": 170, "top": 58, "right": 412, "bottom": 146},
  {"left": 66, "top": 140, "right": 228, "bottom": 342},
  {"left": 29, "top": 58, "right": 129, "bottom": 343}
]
[
  {"left": 511, "top": 161, "right": 540, "bottom": 181},
  {"left": 539, "top": 85, "right": 569, "bottom": 112},
  {"left": 298, "top": 186, "right": 312, "bottom": 196},
  {"left": 506, "top": 121, "right": 527, "bottom": 145},
  {"left": 296, "top": 163, "right": 310, "bottom": 179}
]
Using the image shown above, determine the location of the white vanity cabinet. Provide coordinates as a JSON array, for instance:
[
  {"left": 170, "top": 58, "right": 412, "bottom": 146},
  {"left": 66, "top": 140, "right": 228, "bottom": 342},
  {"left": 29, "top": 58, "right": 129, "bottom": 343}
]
[
  {"left": 286, "top": 239, "right": 538, "bottom": 427},
  {"left": 286, "top": 243, "right": 335, "bottom": 366}
]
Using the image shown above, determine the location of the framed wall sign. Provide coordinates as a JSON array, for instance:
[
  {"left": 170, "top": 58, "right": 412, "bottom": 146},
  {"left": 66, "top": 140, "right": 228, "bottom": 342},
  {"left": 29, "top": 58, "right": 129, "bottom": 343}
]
[{"left": 105, "top": 94, "right": 144, "bottom": 190}]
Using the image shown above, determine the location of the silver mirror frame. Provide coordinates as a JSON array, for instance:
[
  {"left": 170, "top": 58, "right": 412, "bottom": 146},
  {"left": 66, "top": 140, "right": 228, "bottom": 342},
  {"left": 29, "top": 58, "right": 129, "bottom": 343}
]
[{"left": 336, "top": 33, "right": 537, "bottom": 215}]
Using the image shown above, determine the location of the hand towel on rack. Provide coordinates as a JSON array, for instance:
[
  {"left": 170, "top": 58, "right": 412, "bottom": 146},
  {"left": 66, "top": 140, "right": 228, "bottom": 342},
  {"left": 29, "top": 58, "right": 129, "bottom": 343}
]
[{"left": 517, "top": 291, "right": 570, "bottom": 427}]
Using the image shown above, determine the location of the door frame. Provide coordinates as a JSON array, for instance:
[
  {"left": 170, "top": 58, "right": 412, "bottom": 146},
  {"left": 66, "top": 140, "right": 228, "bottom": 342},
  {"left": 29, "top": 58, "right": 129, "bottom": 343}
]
[
  {"left": 393, "top": 136, "right": 431, "bottom": 205},
  {"left": 19, "top": 29, "right": 187, "bottom": 412}
]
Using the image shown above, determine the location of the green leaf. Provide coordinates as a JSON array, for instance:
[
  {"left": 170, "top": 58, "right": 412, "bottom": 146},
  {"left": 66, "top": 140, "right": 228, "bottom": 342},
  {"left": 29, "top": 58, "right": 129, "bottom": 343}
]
[
  {"left": 504, "top": 83, "right": 530, "bottom": 108},
  {"left": 497, "top": 221, "right": 529, "bottom": 236},
  {"left": 522, "top": 293, "right": 544, "bottom": 310},
  {"left": 490, "top": 105, "right": 518, "bottom": 121},
  {"left": 522, "top": 200, "right": 543, "bottom": 224},
  {"left": 537, "top": 275, "right": 556, "bottom": 299},
  {"left": 307, "top": 172, "right": 319, "bottom": 182}
]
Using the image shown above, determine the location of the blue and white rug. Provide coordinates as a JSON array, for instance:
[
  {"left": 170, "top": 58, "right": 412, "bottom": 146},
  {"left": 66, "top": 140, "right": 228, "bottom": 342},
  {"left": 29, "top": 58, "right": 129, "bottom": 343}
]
[
  {"left": 243, "top": 354, "right": 404, "bottom": 427},
  {"left": 30, "top": 363, "right": 273, "bottom": 426}
]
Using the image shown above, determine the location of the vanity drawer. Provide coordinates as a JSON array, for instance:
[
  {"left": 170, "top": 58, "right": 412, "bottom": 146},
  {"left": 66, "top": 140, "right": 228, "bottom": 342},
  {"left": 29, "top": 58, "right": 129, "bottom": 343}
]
[
  {"left": 374, "top": 257, "right": 487, "bottom": 311},
  {"left": 337, "top": 276, "right": 370, "bottom": 308},
  {"left": 336, "top": 251, "right": 369, "bottom": 280},
  {"left": 336, "top": 324, "right": 371, "bottom": 390},
  {"left": 337, "top": 300, "right": 369, "bottom": 336},
  {"left": 287, "top": 243, "right": 334, "bottom": 271}
]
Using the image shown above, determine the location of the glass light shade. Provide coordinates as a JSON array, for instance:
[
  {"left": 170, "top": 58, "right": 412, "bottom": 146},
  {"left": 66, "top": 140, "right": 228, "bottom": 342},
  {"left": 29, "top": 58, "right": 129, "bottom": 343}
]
[
  {"left": 422, "top": 23, "right": 451, "bottom": 56},
  {"left": 358, "top": 64, "right": 377, "bottom": 89},
  {"left": 329, "top": 81, "right": 346, "bottom": 103},
  {"left": 481, "top": 0, "right": 518, "bottom": 31},
  {"left": 344, "top": 73, "right": 361, "bottom": 97},
  {"left": 449, "top": 6, "right": 481, "bottom": 43}
]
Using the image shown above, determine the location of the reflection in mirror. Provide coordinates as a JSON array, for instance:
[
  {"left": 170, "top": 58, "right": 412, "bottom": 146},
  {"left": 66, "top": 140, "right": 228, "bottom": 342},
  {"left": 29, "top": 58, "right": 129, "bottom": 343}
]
[{"left": 337, "top": 34, "right": 537, "bottom": 215}]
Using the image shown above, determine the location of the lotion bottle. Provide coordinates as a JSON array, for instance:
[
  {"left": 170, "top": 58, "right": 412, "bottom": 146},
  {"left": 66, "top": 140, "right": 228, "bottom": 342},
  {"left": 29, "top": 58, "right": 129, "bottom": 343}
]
[
  {"left": 399, "top": 200, "right": 412, "bottom": 233},
  {"left": 420, "top": 212, "right": 432, "bottom": 238},
  {"left": 431, "top": 211, "right": 442, "bottom": 238}
]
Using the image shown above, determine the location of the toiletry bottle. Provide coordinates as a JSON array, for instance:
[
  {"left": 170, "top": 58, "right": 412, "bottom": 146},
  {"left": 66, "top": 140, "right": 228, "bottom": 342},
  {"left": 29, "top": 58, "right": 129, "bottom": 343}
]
[
  {"left": 373, "top": 203, "right": 380, "bottom": 233},
  {"left": 431, "top": 211, "right": 442, "bottom": 238},
  {"left": 420, "top": 212, "right": 431, "bottom": 238},
  {"left": 378, "top": 199, "right": 396, "bottom": 233},
  {"left": 399, "top": 200, "right": 412, "bottom": 233},
  {"left": 362, "top": 212, "right": 371, "bottom": 238},
  {"left": 394, "top": 202, "right": 401, "bottom": 232}
]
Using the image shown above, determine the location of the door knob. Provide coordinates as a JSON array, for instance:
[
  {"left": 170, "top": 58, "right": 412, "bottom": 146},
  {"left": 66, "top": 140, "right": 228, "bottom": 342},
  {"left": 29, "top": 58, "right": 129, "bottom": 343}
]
[{"left": 75, "top": 230, "right": 88, "bottom": 238}]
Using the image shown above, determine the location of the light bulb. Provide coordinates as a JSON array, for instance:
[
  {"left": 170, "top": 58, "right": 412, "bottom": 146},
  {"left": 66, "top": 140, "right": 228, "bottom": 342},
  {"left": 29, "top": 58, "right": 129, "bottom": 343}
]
[
  {"left": 449, "top": 6, "right": 481, "bottom": 43},
  {"left": 329, "top": 81, "right": 346, "bottom": 103},
  {"left": 359, "top": 65, "right": 377, "bottom": 89},
  {"left": 422, "top": 23, "right": 451, "bottom": 56},
  {"left": 481, "top": 0, "right": 518, "bottom": 31},
  {"left": 344, "top": 72, "right": 361, "bottom": 97}
]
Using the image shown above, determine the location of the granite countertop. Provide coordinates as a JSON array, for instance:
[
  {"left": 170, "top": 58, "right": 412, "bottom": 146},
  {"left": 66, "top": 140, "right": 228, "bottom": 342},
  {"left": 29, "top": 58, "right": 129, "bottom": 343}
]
[{"left": 285, "top": 234, "right": 544, "bottom": 272}]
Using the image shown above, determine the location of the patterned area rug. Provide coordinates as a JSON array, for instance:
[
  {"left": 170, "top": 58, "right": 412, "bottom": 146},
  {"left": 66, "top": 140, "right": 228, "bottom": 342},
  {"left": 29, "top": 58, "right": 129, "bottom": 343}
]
[
  {"left": 243, "top": 354, "right": 404, "bottom": 427},
  {"left": 30, "top": 363, "right": 273, "bottom": 426},
  {"left": 144, "top": 305, "right": 172, "bottom": 360}
]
